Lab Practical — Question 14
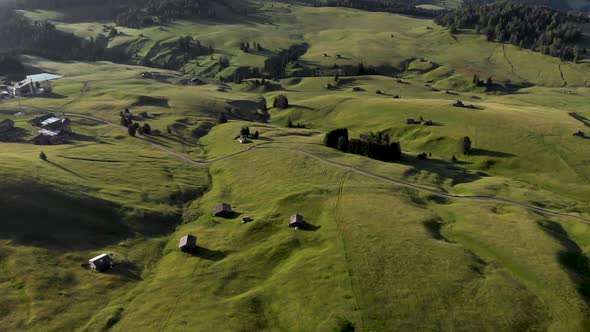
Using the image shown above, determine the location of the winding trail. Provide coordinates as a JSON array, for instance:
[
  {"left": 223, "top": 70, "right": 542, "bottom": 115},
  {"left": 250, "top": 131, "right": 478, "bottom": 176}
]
[
  {"left": 16, "top": 108, "right": 590, "bottom": 225},
  {"left": 502, "top": 44, "right": 524, "bottom": 81}
]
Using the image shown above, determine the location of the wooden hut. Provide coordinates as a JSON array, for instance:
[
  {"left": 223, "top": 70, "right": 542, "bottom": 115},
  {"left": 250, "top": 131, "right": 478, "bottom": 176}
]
[
  {"left": 89, "top": 253, "right": 113, "bottom": 272},
  {"left": 179, "top": 234, "right": 197, "bottom": 252},
  {"left": 213, "top": 203, "right": 233, "bottom": 217},
  {"left": 289, "top": 214, "right": 307, "bottom": 229}
]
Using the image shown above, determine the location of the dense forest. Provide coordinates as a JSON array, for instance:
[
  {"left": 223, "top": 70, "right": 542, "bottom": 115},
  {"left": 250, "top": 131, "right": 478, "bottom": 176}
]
[
  {"left": 305, "top": 0, "right": 445, "bottom": 18},
  {"left": 115, "top": 0, "right": 245, "bottom": 28},
  {"left": 0, "top": 9, "right": 109, "bottom": 61},
  {"left": 435, "top": 2, "right": 589, "bottom": 60}
]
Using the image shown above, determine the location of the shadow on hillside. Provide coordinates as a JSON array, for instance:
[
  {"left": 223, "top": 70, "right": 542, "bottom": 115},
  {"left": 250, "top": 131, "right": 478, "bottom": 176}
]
[
  {"left": 297, "top": 222, "right": 321, "bottom": 232},
  {"left": 70, "top": 133, "right": 103, "bottom": 143},
  {"left": 109, "top": 261, "right": 142, "bottom": 281},
  {"left": 41, "top": 92, "right": 68, "bottom": 99},
  {"left": 423, "top": 218, "right": 449, "bottom": 242},
  {"left": 537, "top": 220, "right": 590, "bottom": 304},
  {"left": 0, "top": 184, "right": 133, "bottom": 251},
  {"left": 0, "top": 127, "right": 28, "bottom": 142},
  {"left": 189, "top": 246, "right": 227, "bottom": 261},
  {"left": 0, "top": 183, "right": 187, "bottom": 251},
  {"left": 469, "top": 148, "right": 515, "bottom": 158},
  {"left": 214, "top": 211, "right": 241, "bottom": 220}
]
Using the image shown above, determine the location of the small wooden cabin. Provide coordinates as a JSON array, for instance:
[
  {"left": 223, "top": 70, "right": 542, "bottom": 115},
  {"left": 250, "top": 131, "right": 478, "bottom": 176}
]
[
  {"left": 213, "top": 203, "right": 233, "bottom": 217},
  {"left": 289, "top": 214, "right": 307, "bottom": 229},
  {"left": 179, "top": 234, "right": 197, "bottom": 252},
  {"left": 89, "top": 253, "right": 113, "bottom": 272}
]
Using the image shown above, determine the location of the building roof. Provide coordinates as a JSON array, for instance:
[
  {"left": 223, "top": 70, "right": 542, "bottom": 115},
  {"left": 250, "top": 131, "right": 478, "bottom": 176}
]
[
  {"left": 179, "top": 234, "right": 197, "bottom": 248},
  {"left": 26, "top": 73, "right": 63, "bottom": 83},
  {"left": 29, "top": 113, "right": 55, "bottom": 124},
  {"left": 39, "top": 129, "right": 60, "bottom": 137},
  {"left": 89, "top": 253, "right": 111, "bottom": 263},
  {"left": 214, "top": 203, "right": 232, "bottom": 214},
  {"left": 290, "top": 214, "right": 304, "bottom": 224},
  {"left": 40, "top": 117, "right": 60, "bottom": 127}
]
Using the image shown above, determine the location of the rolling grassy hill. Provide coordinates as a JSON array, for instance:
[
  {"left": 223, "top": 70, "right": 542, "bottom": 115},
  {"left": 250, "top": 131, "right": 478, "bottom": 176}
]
[{"left": 1, "top": 1, "right": 590, "bottom": 331}]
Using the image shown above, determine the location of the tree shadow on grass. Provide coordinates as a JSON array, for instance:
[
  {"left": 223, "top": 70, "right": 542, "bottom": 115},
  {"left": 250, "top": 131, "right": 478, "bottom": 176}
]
[
  {"left": 537, "top": 219, "right": 590, "bottom": 304},
  {"left": 46, "top": 160, "right": 85, "bottom": 179},
  {"left": 188, "top": 246, "right": 227, "bottom": 262},
  {"left": 469, "top": 148, "right": 515, "bottom": 158},
  {"left": 400, "top": 156, "right": 482, "bottom": 187}
]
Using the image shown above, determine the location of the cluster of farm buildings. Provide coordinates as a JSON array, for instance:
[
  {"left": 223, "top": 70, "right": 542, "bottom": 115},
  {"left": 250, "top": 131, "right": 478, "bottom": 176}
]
[{"left": 0, "top": 113, "right": 74, "bottom": 144}]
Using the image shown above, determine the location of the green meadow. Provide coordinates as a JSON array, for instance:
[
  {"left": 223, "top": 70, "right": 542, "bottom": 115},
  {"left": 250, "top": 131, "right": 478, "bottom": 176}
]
[{"left": 1, "top": 2, "right": 590, "bottom": 331}]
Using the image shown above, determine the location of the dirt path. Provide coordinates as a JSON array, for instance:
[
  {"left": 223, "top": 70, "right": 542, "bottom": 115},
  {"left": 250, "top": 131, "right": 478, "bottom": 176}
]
[
  {"left": 15, "top": 108, "right": 590, "bottom": 224},
  {"left": 502, "top": 44, "right": 525, "bottom": 81}
]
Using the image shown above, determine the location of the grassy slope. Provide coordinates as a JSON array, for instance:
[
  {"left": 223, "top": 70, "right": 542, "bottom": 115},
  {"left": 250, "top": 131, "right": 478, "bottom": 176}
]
[
  {"left": 0, "top": 123, "right": 209, "bottom": 331},
  {"left": 19, "top": 2, "right": 590, "bottom": 88},
  {"left": 1, "top": 2, "right": 590, "bottom": 331}
]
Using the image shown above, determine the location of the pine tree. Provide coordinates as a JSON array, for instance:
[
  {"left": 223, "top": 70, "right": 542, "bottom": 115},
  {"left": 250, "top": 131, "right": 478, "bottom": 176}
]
[
  {"left": 218, "top": 112, "right": 228, "bottom": 124},
  {"left": 462, "top": 136, "right": 472, "bottom": 155}
]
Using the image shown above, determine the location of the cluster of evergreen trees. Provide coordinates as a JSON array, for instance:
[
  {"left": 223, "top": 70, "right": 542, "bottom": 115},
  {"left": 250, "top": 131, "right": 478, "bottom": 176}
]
[
  {"left": 309, "top": 0, "right": 444, "bottom": 18},
  {"left": 273, "top": 95, "right": 289, "bottom": 109},
  {"left": 263, "top": 44, "right": 309, "bottom": 80},
  {"left": 472, "top": 74, "right": 493, "bottom": 88},
  {"left": 435, "top": 2, "right": 589, "bottom": 60},
  {"left": 324, "top": 128, "right": 402, "bottom": 162},
  {"left": 114, "top": 0, "right": 221, "bottom": 27},
  {"left": 176, "top": 36, "right": 214, "bottom": 59}
]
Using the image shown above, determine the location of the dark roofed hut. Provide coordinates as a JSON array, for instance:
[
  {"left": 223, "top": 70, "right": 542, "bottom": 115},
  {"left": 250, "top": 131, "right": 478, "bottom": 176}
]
[
  {"left": 89, "top": 253, "right": 113, "bottom": 272},
  {"left": 289, "top": 214, "right": 307, "bottom": 229},
  {"left": 213, "top": 203, "right": 233, "bottom": 217},
  {"left": 179, "top": 234, "right": 197, "bottom": 252}
]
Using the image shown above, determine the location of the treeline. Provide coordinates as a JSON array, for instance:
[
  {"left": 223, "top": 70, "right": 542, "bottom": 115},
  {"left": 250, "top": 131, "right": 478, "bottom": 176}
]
[
  {"left": 0, "top": 54, "right": 24, "bottom": 76},
  {"left": 324, "top": 128, "right": 402, "bottom": 162},
  {"left": 0, "top": 10, "right": 111, "bottom": 62},
  {"left": 435, "top": 2, "right": 589, "bottom": 60},
  {"left": 1, "top": 0, "right": 130, "bottom": 10},
  {"left": 314, "top": 0, "right": 445, "bottom": 18},
  {"left": 114, "top": 0, "right": 223, "bottom": 28}
]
